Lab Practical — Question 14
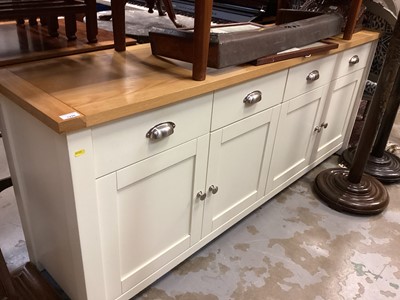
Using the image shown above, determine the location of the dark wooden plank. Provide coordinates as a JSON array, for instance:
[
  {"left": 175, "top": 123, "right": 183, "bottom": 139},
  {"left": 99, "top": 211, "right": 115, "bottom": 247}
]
[{"left": 252, "top": 40, "right": 338, "bottom": 65}]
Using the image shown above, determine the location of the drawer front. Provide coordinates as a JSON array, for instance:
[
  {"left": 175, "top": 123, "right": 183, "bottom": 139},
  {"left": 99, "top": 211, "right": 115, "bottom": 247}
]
[
  {"left": 92, "top": 93, "right": 213, "bottom": 177},
  {"left": 284, "top": 54, "right": 337, "bottom": 101},
  {"left": 211, "top": 70, "right": 287, "bottom": 131},
  {"left": 335, "top": 42, "right": 372, "bottom": 78}
]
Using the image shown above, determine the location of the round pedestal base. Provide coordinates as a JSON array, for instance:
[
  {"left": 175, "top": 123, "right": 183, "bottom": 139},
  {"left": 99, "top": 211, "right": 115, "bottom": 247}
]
[
  {"left": 314, "top": 168, "right": 389, "bottom": 215},
  {"left": 342, "top": 148, "right": 400, "bottom": 183}
]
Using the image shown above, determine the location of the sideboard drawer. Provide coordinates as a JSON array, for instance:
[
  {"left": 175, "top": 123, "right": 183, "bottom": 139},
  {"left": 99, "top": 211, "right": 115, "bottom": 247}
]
[
  {"left": 335, "top": 43, "right": 372, "bottom": 78},
  {"left": 92, "top": 94, "right": 213, "bottom": 177},
  {"left": 283, "top": 54, "right": 337, "bottom": 101},
  {"left": 211, "top": 70, "right": 287, "bottom": 131}
]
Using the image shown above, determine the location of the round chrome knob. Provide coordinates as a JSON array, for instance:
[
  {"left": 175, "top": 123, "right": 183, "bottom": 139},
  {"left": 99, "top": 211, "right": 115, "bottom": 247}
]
[
  {"left": 196, "top": 191, "right": 206, "bottom": 201},
  {"left": 209, "top": 185, "right": 219, "bottom": 194}
]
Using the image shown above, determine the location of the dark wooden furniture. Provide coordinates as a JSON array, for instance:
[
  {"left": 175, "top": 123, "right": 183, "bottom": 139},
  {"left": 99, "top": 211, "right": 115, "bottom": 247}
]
[
  {"left": 0, "top": 173, "right": 60, "bottom": 299},
  {"left": 146, "top": 0, "right": 182, "bottom": 27},
  {"left": 192, "top": 0, "right": 213, "bottom": 80},
  {"left": 277, "top": 0, "right": 363, "bottom": 40},
  {"left": 111, "top": 0, "right": 181, "bottom": 52},
  {"left": 314, "top": 11, "right": 400, "bottom": 215},
  {"left": 1, "top": 248, "right": 61, "bottom": 299},
  {"left": 0, "top": 0, "right": 98, "bottom": 43},
  {"left": 110, "top": 0, "right": 213, "bottom": 79},
  {"left": 341, "top": 2, "right": 400, "bottom": 183},
  {"left": 188, "top": 0, "right": 365, "bottom": 80},
  {"left": 111, "top": 0, "right": 126, "bottom": 51},
  {"left": 343, "top": 0, "right": 363, "bottom": 40}
]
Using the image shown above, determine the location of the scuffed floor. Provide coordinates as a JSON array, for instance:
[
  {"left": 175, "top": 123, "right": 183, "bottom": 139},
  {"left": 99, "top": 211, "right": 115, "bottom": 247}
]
[
  {"left": 1, "top": 117, "right": 400, "bottom": 300},
  {"left": 133, "top": 156, "right": 400, "bottom": 300},
  {"left": 133, "top": 110, "right": 400, "bottom": 299},
  {"left": 0, "top": 135, "right": 29, "bottom": 272}
]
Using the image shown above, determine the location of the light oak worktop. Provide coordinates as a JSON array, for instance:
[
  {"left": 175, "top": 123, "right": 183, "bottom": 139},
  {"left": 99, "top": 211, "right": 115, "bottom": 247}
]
[{"left": 0, "top": 30, "right": 379, "bottom": 133}]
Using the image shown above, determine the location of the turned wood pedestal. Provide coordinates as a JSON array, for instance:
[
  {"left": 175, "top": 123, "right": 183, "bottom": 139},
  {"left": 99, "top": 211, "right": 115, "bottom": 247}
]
[{"left": 314, "top": 10, "right": 400, "bottom": 215}]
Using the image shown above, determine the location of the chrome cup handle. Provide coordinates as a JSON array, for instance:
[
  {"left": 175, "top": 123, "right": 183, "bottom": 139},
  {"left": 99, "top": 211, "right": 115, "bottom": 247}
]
[
  {"left": 306, "top": 70, "right": 320, "bottom": 82},
  {"left": 146, "top": 122, "right": 176, "bottom": 140},
  {"left": 243, "top": 90, "right": 262, "bottom": 105},
  {"left": 349, "top": 55, "right": 360, "bottom": 65}
]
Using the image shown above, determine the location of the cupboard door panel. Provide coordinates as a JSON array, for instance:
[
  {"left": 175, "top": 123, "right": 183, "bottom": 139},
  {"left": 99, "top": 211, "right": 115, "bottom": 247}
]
[
  {"left": 96, "top": 137, "right": 209, "bottom": 297},
  {"left": 268, "top": 86, "right": 328, "bottom": 192},
  {"left": 313, "top": 69, "right": 364, "bottom": 162},
  {"left": 203, "top": 106, "right": 280, "bottom": 236}
]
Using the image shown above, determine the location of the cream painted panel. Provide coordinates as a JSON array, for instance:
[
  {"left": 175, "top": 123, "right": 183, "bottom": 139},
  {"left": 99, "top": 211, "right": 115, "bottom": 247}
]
[
  {"left": 211, "top": 70, "right": 286, "bottom": 131},
  {"left": 312, "top": 69, "right": 364, "bottom": 162},
  {"left": 96, "top": 136, "right": 209, "bottom": 297},
  {"left": 268, "top": 86, "right": 328, "bottom": 192},
  {"left": 284, "top": 54, "right": 337, "bottom": 101},
  {"left": 0, "top": 97, "right": 96, "bottom": 300},
  {"left": 92, "top": 93, "right": 212, "bottom": 178},
  {"left": 203, "top": 106, "right": 280, "bottom": 236}
]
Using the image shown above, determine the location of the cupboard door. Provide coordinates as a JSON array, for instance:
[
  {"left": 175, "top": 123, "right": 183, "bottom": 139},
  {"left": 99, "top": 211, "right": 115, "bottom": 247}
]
[
  {"left": 267, "top": 86, "right": 328, "bottom": 193},
  {"left": 312, "top": 69, "right": 364, "bottom": 163},
  {"left": 96, "top": 136, "right": 209, "bottom": 299},
  {"left": 202, "top": 106, "right": 280, "bottom": 236}
]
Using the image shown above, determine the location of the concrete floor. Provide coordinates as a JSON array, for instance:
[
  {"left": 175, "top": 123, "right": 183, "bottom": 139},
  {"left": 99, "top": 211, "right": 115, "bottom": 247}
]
[
  {"left": 1, "top": 111, "right": 400, "bottom": 300},
  {"left": 0, "top": 138, "right": 28, "bottom": 272}
]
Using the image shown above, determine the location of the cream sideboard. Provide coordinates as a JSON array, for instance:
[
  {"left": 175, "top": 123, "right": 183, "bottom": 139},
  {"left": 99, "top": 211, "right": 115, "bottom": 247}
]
[{"left": 0, "top": 31, "right": 378, "bottom": 300}]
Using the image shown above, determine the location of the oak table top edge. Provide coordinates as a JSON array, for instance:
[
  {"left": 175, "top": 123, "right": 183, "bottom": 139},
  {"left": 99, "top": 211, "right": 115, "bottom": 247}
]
[{"left": 0, "top": 30, "right": 380, "bottom": 134}]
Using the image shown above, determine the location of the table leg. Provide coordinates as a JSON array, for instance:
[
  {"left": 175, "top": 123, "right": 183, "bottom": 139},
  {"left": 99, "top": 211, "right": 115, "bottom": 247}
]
[
  {"left": 276, "top": 0, "right": 290, "bottom": 10},
  {"left": 65, "top": 14, "right": 77, "bottom": 41},
  {"left": 192, "top": 0, "right": 213, "bottom": 81},
  {"left": 85, "top": 0, "right": 98, "bottom": 43}
]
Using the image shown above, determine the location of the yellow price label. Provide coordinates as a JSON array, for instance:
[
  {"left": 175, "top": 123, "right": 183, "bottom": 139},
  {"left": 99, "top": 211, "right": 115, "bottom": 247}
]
[{"left": 74, "top": 149, "right": 86, "bottom": 157}]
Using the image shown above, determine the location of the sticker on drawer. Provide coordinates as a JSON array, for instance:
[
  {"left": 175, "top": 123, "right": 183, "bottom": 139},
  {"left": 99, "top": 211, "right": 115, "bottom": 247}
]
[{"left": 74, "top": 149, "right": 86, "bottom": 157}]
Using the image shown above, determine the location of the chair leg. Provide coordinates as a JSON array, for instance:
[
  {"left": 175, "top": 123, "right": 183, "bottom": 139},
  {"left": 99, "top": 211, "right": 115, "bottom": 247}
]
[
  {"left": 0, "top": 177, "right": 12, "bottom": 193},
  {"left": 161, "top": 0, "right": 182, "bottom": 27},
  {"left": 40, "top": 17, "right": 47, "bottom": 26},
  {"left": 47, "top": 16, "right": 60, "bottom": 37},
  {"left": 0, "top": 248, "right": 17, "bottom": 298},
  {"left": 11, "top": 262, "right": 61, "bottom": 300},
  {"left": 29, "top": 17, "right": 38, "bottom": 26},
  {"left": 65, "top": 14, "right": 77, "bottom": 40}
]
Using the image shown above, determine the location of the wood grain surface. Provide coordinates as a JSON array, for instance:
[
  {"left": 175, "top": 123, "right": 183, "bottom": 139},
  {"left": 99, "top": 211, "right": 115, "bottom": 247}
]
[{"left": 0, "top": 30, "right": 379, "bottom": 133}]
